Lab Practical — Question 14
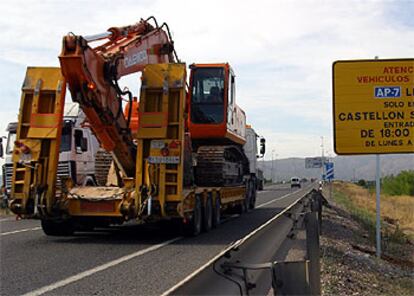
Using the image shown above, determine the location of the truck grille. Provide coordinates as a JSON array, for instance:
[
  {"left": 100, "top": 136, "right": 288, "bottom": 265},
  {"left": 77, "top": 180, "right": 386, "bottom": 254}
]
[
  {"left": 56, "top": 161, "right": 73, "bottom": 189},
  {"left": 2, "top": 163, "right": 13, "bottom": 195}
]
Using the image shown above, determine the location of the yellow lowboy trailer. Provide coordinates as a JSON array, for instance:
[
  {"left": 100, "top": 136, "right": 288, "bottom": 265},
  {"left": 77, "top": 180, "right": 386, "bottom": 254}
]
[{"left": 10, "top": 64, "right": 249, "bottom": 236}]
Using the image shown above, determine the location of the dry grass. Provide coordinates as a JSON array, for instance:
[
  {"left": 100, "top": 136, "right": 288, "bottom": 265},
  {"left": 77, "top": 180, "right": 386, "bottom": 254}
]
[{"left": 334, "top": 181, "right": 414, "bottom": 238}]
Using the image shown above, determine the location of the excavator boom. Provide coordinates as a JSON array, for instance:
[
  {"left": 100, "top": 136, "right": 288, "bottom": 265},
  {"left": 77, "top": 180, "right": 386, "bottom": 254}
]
[{"left": 59, "top": 17, "right": 175, "bottom": 176}]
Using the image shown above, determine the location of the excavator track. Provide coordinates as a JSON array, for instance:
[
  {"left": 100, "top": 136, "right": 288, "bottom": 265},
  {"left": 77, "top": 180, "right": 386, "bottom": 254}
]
[
  {"left": 95, "top": 149, "right": 113, "bottom": 186},
  {"left": 195, "top": 145, "right": 248, "bottom": 187}
]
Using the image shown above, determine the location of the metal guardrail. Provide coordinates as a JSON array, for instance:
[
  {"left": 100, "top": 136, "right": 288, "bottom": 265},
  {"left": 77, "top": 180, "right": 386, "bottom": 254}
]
[{"left": 163, "top": 186, "right": 324, "bottom": 296}]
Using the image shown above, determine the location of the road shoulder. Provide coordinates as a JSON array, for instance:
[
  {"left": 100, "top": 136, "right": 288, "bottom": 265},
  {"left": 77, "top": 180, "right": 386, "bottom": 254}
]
[{"left": 320, "top": 191, "right": 414, "bottom": 295}]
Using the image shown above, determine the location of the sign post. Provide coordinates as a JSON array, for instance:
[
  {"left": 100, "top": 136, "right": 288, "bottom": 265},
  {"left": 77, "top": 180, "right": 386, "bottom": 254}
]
[
  {"left": 375, "top": 155, "right": 381, "bottom": 257},
  {"left": 333, "top": 59, "right": 414, "bottom": 258}
]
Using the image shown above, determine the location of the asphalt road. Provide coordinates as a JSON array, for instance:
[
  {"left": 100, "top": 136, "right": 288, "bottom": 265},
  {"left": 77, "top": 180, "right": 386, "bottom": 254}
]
[{"left": 0, "top": 183, "right": 313, "bottom": 296}]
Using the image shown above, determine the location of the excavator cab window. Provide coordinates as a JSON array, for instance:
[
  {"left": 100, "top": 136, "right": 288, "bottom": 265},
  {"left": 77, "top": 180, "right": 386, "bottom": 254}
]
[
  {"left": 60, "top": 121, "right": 72, "bottom": 152},
  {"left": 191, "top": 68, "right": 224, "bottom": 124},
  {"left": 74, "top": 129, "right": 88, "bottom": 153}
]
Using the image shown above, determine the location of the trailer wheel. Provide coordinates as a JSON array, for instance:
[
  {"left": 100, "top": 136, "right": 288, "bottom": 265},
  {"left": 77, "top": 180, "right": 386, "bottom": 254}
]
[
  {"left": 258, "top": 180, "right": 264, "bottom": 191},
  {"left": 212, "top": 194, "right": 221, "bottom": 228},
  {"left": 249, "top": 181, "right": 257, "bottom": 210},
  {"left": 202, "top": 194, "right": 213, "bottom": 232},
  {"left": 41, "top": 219, "right": 74, "bottom": 236},
  {"left": 184, "top": 195, "right": 202, "bottom": 236},
  {"left": 244, "top": 179, "right": 255, "bottom": 212},
  {"left": 235, "top": 197, "right": 247, "bottom": 214}
]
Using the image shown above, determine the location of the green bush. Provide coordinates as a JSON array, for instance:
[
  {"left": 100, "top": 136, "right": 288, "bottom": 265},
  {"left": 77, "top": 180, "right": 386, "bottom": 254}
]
[
  {"left": 357, "top": 179, "right": 367, "bottom": 187},
  {"left": 382, "top": 170, "right": 414, "bottom": 196}
]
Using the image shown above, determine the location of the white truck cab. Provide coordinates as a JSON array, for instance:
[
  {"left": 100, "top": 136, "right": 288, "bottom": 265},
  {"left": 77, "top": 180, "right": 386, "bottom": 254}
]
[
  {"left": 58, "top": 103, "right": 99, "bottom": 187},
  {"left": 2, "top": 103, "right": 100, "bottom": 200},
  {"left": 2, "top": 122, "right": 18, "bottom": 199},
  {"left": 243, "top": 126, "right": 266, "bottom": 190}
]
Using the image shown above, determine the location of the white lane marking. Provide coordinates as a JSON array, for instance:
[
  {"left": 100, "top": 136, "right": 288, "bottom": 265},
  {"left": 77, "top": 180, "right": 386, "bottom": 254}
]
[
  {"left": 1, "top": 227, "right": 42, "bottom": 236},
  {"left": 256, "top": 193, "right": 292, "bottom": 208},
  {"left": 22, "top": 236, "right": 182, "bottom": 296},
  {"left": 221, "top": 192, "right": 291, "bottom": 223}
]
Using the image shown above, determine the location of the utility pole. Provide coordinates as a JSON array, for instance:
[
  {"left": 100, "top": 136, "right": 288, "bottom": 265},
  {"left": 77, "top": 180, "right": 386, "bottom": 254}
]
[
  {"left": 274, "top": 152, "right": 278, "bottom": 183},
  {"left": 271, "top": 149, "right": 275, "bottom": 183},
  {"left": 320, "top": 136, "right": 325, "bottom": 181},
  {"left": 262, "top": 153, "right": 265, "bottom": 182}
]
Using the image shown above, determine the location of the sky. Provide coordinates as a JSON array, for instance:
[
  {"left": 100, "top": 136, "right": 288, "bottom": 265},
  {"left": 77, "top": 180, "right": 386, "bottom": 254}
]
[{"left": 1, "top": 0, "right": 414, "bottom": 160}]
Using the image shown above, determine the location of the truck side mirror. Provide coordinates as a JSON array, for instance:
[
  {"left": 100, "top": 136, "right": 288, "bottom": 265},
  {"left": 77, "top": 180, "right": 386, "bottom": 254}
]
[
  {"left": 259, "top": 137, "right": 266, "bottom": 157},
  {"left": 0, "top": 137, "right": 3, "bottom": 158}
]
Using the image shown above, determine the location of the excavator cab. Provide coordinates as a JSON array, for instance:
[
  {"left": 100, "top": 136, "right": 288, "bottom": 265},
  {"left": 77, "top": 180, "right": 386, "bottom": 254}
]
[
  {"left": 188, "top": 63, "right": 246, "bottom": 145},
  {"left": 190, "top": 66, "right": 225, "bottom": 124}
]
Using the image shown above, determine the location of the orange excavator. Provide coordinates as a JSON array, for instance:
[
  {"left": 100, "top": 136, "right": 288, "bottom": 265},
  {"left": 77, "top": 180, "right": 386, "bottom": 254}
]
[{"left": 9, "top": 17, "right": 265, "bottom": 236}]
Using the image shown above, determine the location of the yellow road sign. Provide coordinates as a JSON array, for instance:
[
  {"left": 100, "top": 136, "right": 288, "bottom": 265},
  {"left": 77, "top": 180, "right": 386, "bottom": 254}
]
[{"left": 333, "top": 59, "right": 414, "bottom": 154}]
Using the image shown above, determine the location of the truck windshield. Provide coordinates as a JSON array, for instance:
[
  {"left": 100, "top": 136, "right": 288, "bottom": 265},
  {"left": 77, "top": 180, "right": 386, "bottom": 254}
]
[
  {"left": 191, "top": 68, "right": 224, "bottom": 124},
  {"left": 6, "top": 132, "right": 16, "bottom": 154},
  {"left": 60, "top": 122, "right": 72, "bottom": 152}
]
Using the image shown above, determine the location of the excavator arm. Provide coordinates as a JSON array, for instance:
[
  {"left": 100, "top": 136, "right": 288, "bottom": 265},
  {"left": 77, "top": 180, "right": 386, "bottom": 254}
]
[{"left": 59, "top": 17, "right": 176, "bottom": 177}]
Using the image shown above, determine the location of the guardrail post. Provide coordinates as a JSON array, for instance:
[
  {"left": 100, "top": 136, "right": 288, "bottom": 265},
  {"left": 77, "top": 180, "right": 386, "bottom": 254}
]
[
  {"left": 311, "top": 192, "right": 323, "bottom": 234},
  {"left": 305, "top": 211, "right": 321, "bottom": 295},
  {"left": 272, "top": 261, "right": 311, "bottom": 295}
]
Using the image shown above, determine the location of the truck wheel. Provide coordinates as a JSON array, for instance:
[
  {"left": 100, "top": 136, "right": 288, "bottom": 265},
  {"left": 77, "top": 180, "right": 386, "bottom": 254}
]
[
  {"left": 249, "top": 186, "right": 257, "bottom": 210},
  {"left": 235, "top": 198, "right": 247, "bottom": 215},
  {"left": 244, "top": 180, "right": 253, "bottom": 212},
  {"left": 212, "top": 195, "right": 221, "bottom": 228},
  {"left": 202, "top": 194, "right": 213, "bottom": 232},
  {"left": 258, "top": 181, "right": 264, "bottom": 191},
  {"left": 184, "top": 195, "right": 202, "bottom": 236},
  {"left": 41, "top": 219, "right": 74, "bottom": 236}
]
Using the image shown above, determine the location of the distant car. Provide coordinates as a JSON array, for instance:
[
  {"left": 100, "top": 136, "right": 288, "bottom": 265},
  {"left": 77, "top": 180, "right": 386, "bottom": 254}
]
[{"left": 291, "top": 177, "right": 301, "bottom": 188}]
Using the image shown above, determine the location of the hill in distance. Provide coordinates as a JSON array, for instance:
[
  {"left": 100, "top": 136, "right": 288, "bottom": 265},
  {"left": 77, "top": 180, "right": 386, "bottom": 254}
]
[{"left": 258, "top": 154, "right": 414, "bottom": 182}]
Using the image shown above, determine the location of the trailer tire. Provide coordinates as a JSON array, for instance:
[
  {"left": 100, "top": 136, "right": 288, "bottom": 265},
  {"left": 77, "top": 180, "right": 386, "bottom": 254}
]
[
  {"left": 235, "top": 198, "right": 247, "bottom": 215},
  {"left": 212, "top": 194, "right": 221, "bottom": 228},
  {"left": 249, "top": 181, "right": 257, "bottom": 210},
  {"left": 184, "top": 195, "right": 202, "bottom": 236},
  {"left": 41, "top": 219, "right": 74, "bottom": 236},
  {"left": 202, "top": 194, "right": 213, "bottom": 232},
  {"left": 258, "top": 180, "right": 264, "bottom": 191},
  {"left": 243, "top": 179, "right": 255, "bottom": 212}
]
